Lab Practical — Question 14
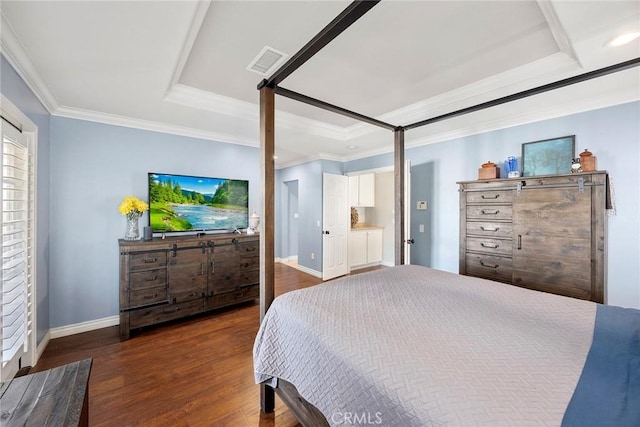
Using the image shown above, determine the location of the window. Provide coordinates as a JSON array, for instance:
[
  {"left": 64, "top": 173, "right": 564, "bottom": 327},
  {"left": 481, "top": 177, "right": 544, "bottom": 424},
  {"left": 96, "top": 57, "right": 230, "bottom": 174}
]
[{"left": 0, "top": 113, "right": 35, "bottom": 380}]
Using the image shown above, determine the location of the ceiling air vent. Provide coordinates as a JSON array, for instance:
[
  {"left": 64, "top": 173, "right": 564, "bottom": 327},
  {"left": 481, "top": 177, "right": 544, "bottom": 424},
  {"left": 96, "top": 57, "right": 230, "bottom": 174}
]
[{"left": 246, "top": 46, "right": 289, "bottom": 76}]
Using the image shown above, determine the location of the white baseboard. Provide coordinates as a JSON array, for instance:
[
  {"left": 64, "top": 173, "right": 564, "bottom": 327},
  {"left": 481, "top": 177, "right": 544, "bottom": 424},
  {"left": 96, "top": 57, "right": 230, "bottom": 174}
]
[
  {"left": 35, "top": 330, "right": 51, "bottom": 366},
  {"left": 381, "top": 260, "right": 395, "bottom": 267},
  {"left": 295, "top": 264, "right": 322, "bottom": 278},
  {"left": 50, "top": 315, "right": 120, "bottom": 339}
]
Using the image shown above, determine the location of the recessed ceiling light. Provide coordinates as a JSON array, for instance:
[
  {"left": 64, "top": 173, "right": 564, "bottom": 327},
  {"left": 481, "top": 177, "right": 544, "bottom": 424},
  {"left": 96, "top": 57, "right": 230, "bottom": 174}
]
[
  {"left": 347, "top": 145, "right": 358, "bottom": 150},
  {"left": 608, "top": 32, "right": 640, "bottom": 47}
]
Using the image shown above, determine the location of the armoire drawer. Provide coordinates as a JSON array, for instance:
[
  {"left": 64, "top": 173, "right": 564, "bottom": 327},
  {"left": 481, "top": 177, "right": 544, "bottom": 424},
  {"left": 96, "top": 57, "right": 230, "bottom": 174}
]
[
  {"left": 466, "top": 190, "right": 513, "bottom": 204},
  {"left": 465, "top": 253, "right": 512, "bottom": 283},
  {"left": 466, "top": 237, "right": 512, "bottom": 256},
  {"left": 466, "top": 205, "right": 512, "bottom": 221},
  {"left": 466, "top": 221, "right": 513, "bottom": 238}
]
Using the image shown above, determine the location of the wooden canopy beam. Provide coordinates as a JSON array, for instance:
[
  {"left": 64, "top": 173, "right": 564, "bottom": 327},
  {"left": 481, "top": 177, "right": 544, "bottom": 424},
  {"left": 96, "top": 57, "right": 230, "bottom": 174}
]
[
  {"left": 404, "top": 57, "right": 640, "bottom": 131},
  {"left": 394, "top": 128, "right": 405, "bottom": 265},
  {"left": 259, "top": 86, "right": 275, "bottom": 414},
  {"left": 258, "top": 0, "right": 380, "bottom": 90},
  {"left": 275, "top": 86, "right": 396, "bottom": 131}
]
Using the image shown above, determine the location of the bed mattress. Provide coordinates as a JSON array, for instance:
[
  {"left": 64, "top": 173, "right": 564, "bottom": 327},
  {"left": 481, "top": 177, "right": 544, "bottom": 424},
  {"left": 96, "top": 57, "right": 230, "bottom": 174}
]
[{"left": 254, "top": 265, "right": 602, "bottom": 426}]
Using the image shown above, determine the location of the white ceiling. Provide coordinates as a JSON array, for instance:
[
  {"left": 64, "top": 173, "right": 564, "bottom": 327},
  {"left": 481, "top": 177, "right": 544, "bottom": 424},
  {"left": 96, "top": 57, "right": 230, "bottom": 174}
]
[{"left": 1, "top": 1, "right": 639, "bottom": 167}]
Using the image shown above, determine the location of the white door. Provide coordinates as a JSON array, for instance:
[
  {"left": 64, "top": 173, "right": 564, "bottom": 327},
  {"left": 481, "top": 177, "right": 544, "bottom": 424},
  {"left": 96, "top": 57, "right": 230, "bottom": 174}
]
[
  {"left": 404, "top": 160, "right": 412, "bottom": 264},
  {"left": 322, "top": 173, "right": 349, "bottom": 280}
]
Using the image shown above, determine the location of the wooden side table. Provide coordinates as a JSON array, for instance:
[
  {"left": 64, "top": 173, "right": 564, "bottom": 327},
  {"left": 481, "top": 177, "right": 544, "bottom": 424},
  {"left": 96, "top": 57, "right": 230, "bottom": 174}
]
[{"left": 0, "top": 358, "right": 92, "bottom": 426}]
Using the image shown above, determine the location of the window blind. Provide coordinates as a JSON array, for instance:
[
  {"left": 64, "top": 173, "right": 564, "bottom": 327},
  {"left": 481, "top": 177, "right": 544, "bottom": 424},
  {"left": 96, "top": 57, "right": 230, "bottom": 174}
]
[{"left": 1, "top": 122, "right": 32, "bottom": 367}]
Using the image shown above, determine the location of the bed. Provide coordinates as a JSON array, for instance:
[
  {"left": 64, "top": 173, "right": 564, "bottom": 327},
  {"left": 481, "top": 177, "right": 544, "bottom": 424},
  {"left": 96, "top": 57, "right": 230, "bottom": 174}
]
[{"left": 254, "top": 265, "right": 640, "bottom": 426}]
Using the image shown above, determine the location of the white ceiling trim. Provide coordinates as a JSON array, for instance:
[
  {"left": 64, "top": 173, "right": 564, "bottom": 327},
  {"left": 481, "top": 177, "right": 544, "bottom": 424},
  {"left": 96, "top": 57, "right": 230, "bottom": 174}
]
[
  {"left": 338, "top": 85, "right": 639, "bottom": 164},
  {"left": 537, "top": 0, "right": 581, "bottom": 66},
  {"left": 344, "top": 52, "right": 581, "bottom": 140},
  {"left": 54, "top": 105, "right": 257, "bottom": 148},
  {"left": 166, "top": 0, "right": 212, "bottom": 92},
  {"left": 0, "top": 11, "right": 58, "bottom": 113},
  {"left": 164, "top": 82, "right": 349, "bottom": 140}
]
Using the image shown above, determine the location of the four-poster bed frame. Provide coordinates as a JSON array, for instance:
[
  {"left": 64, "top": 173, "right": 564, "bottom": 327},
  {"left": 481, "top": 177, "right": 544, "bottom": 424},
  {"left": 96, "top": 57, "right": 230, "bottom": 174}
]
[{"left": 256, "top": 0, "right": 640, "bottom": 420}]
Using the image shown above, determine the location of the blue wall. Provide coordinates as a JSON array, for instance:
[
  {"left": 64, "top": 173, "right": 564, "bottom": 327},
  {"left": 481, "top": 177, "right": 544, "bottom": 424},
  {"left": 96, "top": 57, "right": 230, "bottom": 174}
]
[
  {"left": 343, "top": 102, "right": 640, "bottom": 309},
  {"left": 1, "top": 55, "right": 51, "bottom": 345},
  {"left": 4, "top": 48, "right": 639, "bottom": 335},
  {"left": 49, "top": 117, "right": 261, "bottom": 328}
]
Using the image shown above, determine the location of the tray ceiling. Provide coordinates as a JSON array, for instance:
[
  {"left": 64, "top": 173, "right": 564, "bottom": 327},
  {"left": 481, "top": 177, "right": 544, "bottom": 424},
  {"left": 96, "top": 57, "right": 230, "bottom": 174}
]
[{"left": 1, "top": 1, "right": 638, "bottom": 167}]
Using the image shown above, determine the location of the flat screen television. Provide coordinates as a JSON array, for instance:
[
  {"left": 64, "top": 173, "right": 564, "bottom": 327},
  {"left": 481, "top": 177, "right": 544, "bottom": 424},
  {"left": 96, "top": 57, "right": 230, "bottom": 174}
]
[{"left": 148, "top": 172, "right": 249, "bottom": 233}]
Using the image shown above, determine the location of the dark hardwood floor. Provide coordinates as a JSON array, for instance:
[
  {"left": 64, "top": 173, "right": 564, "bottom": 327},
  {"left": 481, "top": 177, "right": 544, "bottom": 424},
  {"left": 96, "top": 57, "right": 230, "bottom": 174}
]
[{"left": 32, "top": 263, "right": 383, "bottom": 426}]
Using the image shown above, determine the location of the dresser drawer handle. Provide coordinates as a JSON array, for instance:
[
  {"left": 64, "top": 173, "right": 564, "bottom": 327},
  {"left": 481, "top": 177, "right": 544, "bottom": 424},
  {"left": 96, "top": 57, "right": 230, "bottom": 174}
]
[
  {"left": 479, "top": 260, "right": 499, "bottom": 269},
  {"left": 142, "top": 258, "right": 158, "bottom": 264},
  {"left": 144, "top": 275, "right": 158, "bottom": 281},
  {"left": 234, "top": 291, "right": 245, "bottom": 299},
  {"left": 143, "top": 292, "right": 158, "bottom": 299},
  {"left": 480, "top": 226, "right": 499, "bottom": 232},
  {"left": 480, "top": 242, "right": 499, "bottom": 249},
  {"left": 245, "top": 247, "right": 257, "bottom": 252},
  {"left": 480, "top": 209, "right": 500, "bottom": 215},
  {"left": 481, "top": 194, "right": 500, "bottom": 199}
]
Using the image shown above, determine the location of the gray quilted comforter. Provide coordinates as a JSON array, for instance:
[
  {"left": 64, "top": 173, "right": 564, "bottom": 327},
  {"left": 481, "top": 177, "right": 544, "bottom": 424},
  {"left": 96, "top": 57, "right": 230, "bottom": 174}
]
[{"left": 254, "top": 265, "right": 596, "bottom": 426}]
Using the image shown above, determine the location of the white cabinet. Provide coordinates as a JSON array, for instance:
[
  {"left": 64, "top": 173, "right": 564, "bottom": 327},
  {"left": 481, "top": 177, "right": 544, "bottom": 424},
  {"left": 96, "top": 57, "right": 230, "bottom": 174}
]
[
  {"left": 349, "top": 173, "right": 375, "bottom": 207},
  {"left": 349, "top": 228, "right": 383, "bottom": 269}
]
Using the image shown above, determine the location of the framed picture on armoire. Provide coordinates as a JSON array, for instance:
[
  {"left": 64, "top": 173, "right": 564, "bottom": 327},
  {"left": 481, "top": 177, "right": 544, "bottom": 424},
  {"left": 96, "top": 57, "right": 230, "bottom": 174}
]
[{"left": 521, "top": 135, "right": 575, "bottom": 176}]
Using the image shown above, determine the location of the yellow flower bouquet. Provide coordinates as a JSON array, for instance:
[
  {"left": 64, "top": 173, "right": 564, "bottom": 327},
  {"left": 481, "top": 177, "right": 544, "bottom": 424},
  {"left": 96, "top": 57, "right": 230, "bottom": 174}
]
[
  {"left": 119, "top": 196, "right": 149, "bottom": 218},
  {"left": 119, "top": 196, "right": 149, "bottom": 240}
]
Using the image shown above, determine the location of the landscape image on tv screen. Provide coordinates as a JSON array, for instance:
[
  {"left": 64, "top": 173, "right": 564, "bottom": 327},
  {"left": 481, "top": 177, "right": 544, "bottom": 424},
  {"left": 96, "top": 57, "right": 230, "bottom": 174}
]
[{"left": 148, "top": 173, "right": 249, "bottom": 232}]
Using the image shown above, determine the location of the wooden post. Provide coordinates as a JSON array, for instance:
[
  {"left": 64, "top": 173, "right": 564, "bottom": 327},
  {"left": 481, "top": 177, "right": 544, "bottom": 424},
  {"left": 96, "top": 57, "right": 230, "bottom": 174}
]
[
  {"left": 259, "top": 85, "right": 275, "bottom": 413},
  {"left": 394, "top": 128, "right": 405, "bottom": 265}
]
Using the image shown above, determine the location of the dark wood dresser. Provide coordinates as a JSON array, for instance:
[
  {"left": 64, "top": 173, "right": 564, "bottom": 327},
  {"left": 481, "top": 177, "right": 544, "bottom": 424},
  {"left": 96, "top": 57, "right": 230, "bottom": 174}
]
[
  {"left": 119, "top": 233, "right": 259, "bottom": 339},
  {"left": 458, "top": 172, "right": 607, "bottom": 303}
]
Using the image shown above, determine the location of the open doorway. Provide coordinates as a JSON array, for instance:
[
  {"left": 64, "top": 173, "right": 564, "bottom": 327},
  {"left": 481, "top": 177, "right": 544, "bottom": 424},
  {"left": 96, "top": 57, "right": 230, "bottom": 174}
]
[{"left": 283, "top": 180, "right": 299, "bottom": 268}]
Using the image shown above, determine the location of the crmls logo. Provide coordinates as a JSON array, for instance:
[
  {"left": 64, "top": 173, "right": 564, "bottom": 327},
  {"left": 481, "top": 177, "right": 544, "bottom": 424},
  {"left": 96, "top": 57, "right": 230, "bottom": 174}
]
[{"left": 331, "top": 411, "right": 383, "bottom": 425}]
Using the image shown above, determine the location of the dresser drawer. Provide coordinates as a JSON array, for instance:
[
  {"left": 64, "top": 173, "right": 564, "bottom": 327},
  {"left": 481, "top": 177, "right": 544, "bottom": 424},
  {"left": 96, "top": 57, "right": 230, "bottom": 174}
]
[
  {"left": 466, "top": 221, "right": 513, "bottom": 238},
  {"left": 467, "top": 205, "right": 512, "bottom": 220},
  {"left": 237, "top": 269, "right": 259, "bottom": 286},
  {"left": 465, "top": 253, "right": 512, "bottom": 283},
  {"left": 129, "top": 269, "right": 166, "bottom": 290},
  {"left": 129, "top": 299, "right": 204, "bottom": 329},
  {"left": 129, "top": 286, "right": 169, "bottom": 308},
  {"left": 129, "top": 251, "right": 167, "bottom": 270},
  {"left": 466, "top": 190, "right": 513, "bottom": 204},
  {"left": 210, "top": 243, "right": 237, "bottom": 259},
  {"left": 238, "top": 241, "right": 259, "bottom": 257},
  {"left": 466, "top": 237, "right": 512, "bottom": 256},
  {"left": 238, "top": 256, "right": 259, "bottom": 271},
  {"left": 209, "top": 284, "right": 259, "bottom": 309},
  {"left": 171, "top": 281, "right": 206, "bottom": 303}
]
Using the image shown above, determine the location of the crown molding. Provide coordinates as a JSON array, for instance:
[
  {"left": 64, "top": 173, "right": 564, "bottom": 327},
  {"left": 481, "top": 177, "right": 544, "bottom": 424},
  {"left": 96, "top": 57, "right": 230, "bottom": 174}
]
[
  {"left": 0, "top": 11, "right": 58, "bottom": 113},
  {"left": 54, "top": 106, "right": 258, "bottom": 147}
]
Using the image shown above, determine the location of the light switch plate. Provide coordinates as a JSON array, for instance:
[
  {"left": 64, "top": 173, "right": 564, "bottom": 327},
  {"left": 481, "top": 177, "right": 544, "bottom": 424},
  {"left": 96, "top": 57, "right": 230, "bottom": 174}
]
[{"left": 417, "top": 201, "right": 427, "bottom": 210}]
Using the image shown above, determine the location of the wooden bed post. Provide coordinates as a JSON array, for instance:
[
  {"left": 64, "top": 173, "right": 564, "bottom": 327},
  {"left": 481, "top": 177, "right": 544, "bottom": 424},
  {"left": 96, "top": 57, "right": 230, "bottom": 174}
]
[
  {"left": 259, "top": 85, "right": 276, "bottom": 413},
  {"left": 394, "top": 128, "right": 405, "bottom": 265}
]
